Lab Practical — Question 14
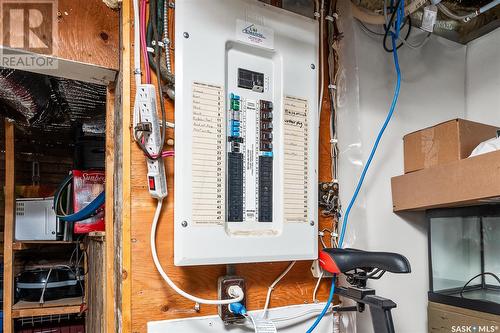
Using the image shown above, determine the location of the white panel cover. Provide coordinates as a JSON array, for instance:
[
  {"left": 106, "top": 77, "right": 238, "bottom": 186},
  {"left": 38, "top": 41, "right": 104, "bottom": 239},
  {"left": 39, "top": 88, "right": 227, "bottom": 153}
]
[{"left": 174, "top": 0, "right": 318, "bottom": 265}]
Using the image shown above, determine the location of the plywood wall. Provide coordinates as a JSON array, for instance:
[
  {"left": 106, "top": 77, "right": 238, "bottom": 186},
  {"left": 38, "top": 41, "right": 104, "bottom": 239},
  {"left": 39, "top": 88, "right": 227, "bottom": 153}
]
[
  {"left": 122, "top": 2, "right": 335, "bottom": 332},
  {"left": 0, "top": 0, "right": 119, "bottom": 70}
]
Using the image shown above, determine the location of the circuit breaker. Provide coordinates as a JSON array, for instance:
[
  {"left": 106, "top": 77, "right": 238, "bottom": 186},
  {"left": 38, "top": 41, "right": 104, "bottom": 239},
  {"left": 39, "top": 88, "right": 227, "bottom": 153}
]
[{"left": 174, "top": 0, "right": 318, "bottom": 265}]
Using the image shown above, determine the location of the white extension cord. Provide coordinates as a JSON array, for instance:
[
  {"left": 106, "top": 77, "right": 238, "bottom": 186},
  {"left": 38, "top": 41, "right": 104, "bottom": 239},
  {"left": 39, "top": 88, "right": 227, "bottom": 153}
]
[{"left": 150, "top": 199, "right": 245, "bottom": 305}]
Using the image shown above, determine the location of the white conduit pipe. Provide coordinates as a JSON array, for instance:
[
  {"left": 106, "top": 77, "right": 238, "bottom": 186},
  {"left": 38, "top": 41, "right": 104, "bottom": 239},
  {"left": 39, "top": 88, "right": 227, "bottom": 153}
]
[{"left": 351, "top": 0, "right": 427, "bottom": 25}]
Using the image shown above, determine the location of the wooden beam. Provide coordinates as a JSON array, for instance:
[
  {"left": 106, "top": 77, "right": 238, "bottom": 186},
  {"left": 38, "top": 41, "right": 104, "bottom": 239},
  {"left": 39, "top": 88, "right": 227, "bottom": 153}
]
[
  {"left": 105, "top": 85, "right": 116, "bottom": 333},
  {"left": 3, "top": 120, "right": 14, "bottom": 333},
  {"left": 120, "top": 0, "right": 133, "bottom": 331}
]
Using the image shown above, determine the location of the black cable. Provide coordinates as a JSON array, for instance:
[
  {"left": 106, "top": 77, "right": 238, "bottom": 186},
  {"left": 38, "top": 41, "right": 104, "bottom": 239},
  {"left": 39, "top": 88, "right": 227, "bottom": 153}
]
[
  {"left": 383, "top": 16, "right": 411, "bottom": 52},
  {"left": 146, "top": 3, "right": 175, "bottom": 85},
  {"left": 150, "top": 0, "right": 167, "bottom": 156},
  {"left": 382, "top": 0, "right": 412, "bottom": 53},
  {"left": 460, "top": 272, "right": 500, "bottom": 298},
  {"left": 359, "top": 21, "right": 386, "bottom": 36}
]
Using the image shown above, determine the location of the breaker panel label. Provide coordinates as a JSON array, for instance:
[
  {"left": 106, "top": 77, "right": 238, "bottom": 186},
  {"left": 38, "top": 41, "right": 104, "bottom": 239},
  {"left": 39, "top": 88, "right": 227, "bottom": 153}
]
[
  {"left": 191, "top": 82, "right": 225, "bottom": 225},
  {"left": 236, "top": 19, "right": 274, "bottom": 49},
  {"left": 283, "top": 96, "right": 309, "bottom": 223}
]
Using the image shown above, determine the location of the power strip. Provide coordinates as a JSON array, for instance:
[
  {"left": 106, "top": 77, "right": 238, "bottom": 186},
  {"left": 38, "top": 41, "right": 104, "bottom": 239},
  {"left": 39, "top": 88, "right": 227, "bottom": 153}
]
[{"left": 135, "top": 84, "right": 168, "bottom": 199}]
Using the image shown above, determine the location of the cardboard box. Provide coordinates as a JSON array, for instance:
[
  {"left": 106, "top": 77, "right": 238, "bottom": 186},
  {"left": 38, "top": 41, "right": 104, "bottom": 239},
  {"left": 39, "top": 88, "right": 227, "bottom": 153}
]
[
  {"left": 403, "top": 119, "right": 499, "bottom": 173},
  {"left": 392, "top": 150, "right": 500, "bottom": 212}
]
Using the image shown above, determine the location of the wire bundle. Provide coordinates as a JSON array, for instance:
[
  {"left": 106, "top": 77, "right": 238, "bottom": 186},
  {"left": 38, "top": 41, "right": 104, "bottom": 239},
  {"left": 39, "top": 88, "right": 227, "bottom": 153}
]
[{"left": 307, "top": 0, "right": 405, "bottom": 331}]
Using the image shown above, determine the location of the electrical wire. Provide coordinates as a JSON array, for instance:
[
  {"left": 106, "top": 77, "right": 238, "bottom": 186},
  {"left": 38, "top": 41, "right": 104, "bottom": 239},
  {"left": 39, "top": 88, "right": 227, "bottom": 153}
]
[
  {"left": 163, "top": 0, "right": 172, "bottom": 75},
  {"left": 151, "top": 199, "right": 244, "bottom": 305},
  {"left": 261, "top": 261, "right": 296, "bottom": 318},
  {"left": 151, "top": 0, "right": 167, "bottom": 155},
  {"left": 133, "top": 0, "right": 168, "bottom": 161},
  {"left": 383, "top": 1, "right": 412, "bottom": 53},
  {"left": 351, "top": 0, "right": 426, "bottom": 25},
  {"left": 270, "top": 304, "right": 339, "bottom": 323},
  {"left": 383, "top": 0, "right": 430, "bottom": 50},
  {"left": 460, "top": 272, "right": 500, "bottom": 298},
  {"left": 146, "top": 1, "right": 175, "bottom": 85},
  {"left": 306, "top": 277, "right": 336, "bottom": 333},
  {"left": 338, "top": 0, "right": 403, "bottom": 248},
  {"left": 307, "top": 0, "right": 405, "bottom": 330},
  {"left": 312, "top": 271, "right": 324, "bottom": 303},
  {"left": 140, "top": 0, "right": 151, "bottom": 84},
  {"left": 244, "top": 314, "right": 257, "bottom": 333},
  {"left": 358, "top": 18, "right": 431, "bottom": 50}
]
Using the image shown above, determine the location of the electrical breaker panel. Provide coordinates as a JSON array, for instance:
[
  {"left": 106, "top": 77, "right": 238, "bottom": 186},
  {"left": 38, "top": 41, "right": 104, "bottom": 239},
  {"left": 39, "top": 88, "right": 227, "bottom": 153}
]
[{"left": 175, "top": 0, "right": 318, "bottom": 265}]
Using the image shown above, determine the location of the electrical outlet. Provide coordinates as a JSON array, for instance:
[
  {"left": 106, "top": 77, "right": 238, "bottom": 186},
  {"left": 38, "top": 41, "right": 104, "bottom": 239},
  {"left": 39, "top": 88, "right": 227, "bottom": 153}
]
[
  {"left": 135, "top": 84, "right": 168, "bottom": 199},
  {"left": 217, "top": 276, "right": 246, "bottom": 324}
]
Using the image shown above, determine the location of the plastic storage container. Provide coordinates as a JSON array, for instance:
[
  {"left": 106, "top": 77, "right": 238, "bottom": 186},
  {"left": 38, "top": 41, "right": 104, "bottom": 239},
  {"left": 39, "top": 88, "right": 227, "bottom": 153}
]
[{"left": 428, "top": 205, "right": 500, "bottom": 315}]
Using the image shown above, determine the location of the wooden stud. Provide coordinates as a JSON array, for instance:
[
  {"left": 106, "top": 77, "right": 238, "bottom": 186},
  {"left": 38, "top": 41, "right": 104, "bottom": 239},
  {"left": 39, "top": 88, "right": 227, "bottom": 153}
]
[
  {"left": 121, "top": 0, "right": 133, "bottom": 331},
  {"left": 105, "top": 85, "right": 116, "bottom": 333},
  {"left": 3, "top": 120, "right": 14, "bottom": 333}
]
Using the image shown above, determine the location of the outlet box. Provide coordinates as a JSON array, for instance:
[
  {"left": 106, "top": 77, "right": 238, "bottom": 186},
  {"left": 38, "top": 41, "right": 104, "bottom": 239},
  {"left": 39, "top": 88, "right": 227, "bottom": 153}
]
[{"left": 217, "top": 276, "right": 246, "bottom": 324}]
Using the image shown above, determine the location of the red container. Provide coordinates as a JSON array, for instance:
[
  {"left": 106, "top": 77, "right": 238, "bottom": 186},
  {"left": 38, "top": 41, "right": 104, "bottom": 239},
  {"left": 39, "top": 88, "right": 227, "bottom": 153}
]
[{"left": 72, "top": 170, "right": 105, "bottom": 234}]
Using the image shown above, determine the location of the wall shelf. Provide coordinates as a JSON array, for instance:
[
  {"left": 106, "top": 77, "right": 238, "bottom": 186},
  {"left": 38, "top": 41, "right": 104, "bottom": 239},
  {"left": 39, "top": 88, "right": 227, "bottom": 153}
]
[
  {"left": 12, "top": 297, "right": 83, "bottom": 319},
  {"left": 12, "top": 241, "right": 76, "bottom": 251},
  {"left": 391, "top": 150, "right": 500, "bottom": 212}
]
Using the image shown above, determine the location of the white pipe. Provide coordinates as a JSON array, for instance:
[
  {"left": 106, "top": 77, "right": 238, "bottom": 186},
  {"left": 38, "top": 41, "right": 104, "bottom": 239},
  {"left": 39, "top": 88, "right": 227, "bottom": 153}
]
[
  {"left": 480, "top": 0, "right": 500, "bottom": 14},
  {"left": 351, "top": 0, "right": 427, "bottom": 25}
]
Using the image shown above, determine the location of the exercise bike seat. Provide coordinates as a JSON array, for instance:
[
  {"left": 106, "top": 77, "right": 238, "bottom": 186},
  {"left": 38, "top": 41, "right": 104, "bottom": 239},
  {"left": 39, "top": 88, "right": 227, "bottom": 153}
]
[{"left": 319, "top": 248, "right": 411, "bottom": 274}]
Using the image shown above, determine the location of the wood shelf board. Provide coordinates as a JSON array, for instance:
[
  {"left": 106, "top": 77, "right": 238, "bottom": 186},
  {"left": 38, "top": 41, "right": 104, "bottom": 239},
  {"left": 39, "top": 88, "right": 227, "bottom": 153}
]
[
  {"left": 12, "top": 241, "right": 76, "bottom": 251},
  {"left": 12, "top": 297, "right": 83, "bottom": 318}
]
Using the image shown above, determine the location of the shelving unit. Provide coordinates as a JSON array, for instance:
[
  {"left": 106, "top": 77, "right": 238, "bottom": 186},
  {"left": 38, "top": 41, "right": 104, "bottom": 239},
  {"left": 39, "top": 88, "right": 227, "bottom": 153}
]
[{"left": 3, "top": 121, "right": 86, "bottom": 330}]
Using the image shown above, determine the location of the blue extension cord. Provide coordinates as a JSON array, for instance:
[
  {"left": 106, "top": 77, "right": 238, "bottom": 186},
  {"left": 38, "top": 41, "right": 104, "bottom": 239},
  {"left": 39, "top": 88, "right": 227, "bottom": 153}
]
[{"left": 306, "top": 1, "right": 404, "bottom": 331}]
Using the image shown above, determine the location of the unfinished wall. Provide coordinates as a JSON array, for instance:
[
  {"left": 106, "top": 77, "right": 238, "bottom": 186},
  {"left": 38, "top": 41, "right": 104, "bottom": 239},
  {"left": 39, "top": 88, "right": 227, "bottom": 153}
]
[
  {"left": 339, "top": 26, "right": 467, "bottom": 333},
  {"left": 465, "top": 28, "right": 500, "bottom": 124},
  {"left": 122, "top": 3, "right": 334, "bottom": 332}
]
